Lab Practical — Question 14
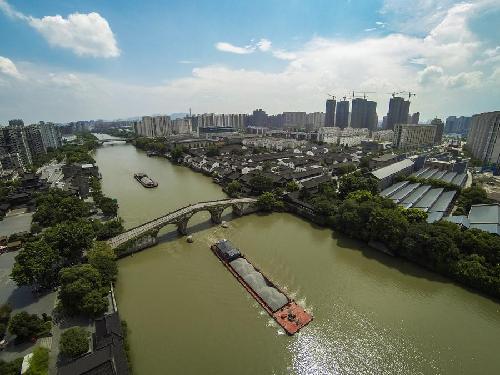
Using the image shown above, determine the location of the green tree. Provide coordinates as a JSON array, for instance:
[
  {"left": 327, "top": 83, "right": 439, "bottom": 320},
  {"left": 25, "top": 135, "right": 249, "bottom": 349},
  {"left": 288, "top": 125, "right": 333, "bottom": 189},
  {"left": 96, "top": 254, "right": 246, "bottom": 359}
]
[
  {"left": 249, "top": 172, "right": 274, "bottom": 193},
  {"left": 88, "top": 242, "right": 118, "bottom": 284},
  {"left": 59, "top": 264, "right": 108, "bottom": 317},
  {"left": 338, "top": 172, "right": 378, "bottom": 198},
  {"left": 257, "top": 192, "right": 283, "bottom": 211},
  {"left": 8, "top": 312, "right": 50, "bottom": 341},
  {"left": 26, "top": 347, "right": 49, "bottom": 375},
  {"left": 0, "top": 358, "right": 23, "bottom": 375},
  {"left": 401, "top": 207, "right": 428, "bottom": 224},
  {"left": 60, "top": 327, "right": 90, "bottom": 358},
  {"left": 456, "top": 186, "right": 491, "bottom": 213},
  {"left": 43, "top": 220, "right": 94, "bottom": 262},
  {"left": 11, "top": 240, "right": 61, "bottom": 288},
  {"left": 93, "top": 219, "right": 124, "bottom": 240},
  {"left": 170, "top": 146, "right": 184, "bottom": 161},
  {"left": 369, "top": 207, "right": 409, "bottom": 252},
  {"left": 98, "top": 196, "right": 119, "bottom": 217},
  {"left": 0, "top": 303, "right": 12, "bottom": 338},
  {"left": 226, "top": 180, "right": 242, "bottom": 197},
  {"left": 286, "top": 181, "right": 300, "bottom": 192},
  {"left": 33, "top": 190, "right": 90, "bottom": 227}
]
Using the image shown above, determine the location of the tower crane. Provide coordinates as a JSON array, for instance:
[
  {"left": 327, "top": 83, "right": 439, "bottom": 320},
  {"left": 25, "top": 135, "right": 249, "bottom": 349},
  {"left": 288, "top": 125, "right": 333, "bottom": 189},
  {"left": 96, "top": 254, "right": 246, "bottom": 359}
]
[
  {"left": 326, "top": 93, "right": 336, "bottom": 100},
  {"left": 386, "top": 91, "right": 405, "bottom": 98},
  {"left": 352, "top": 91, "right": 376, "bottom": 99},
  {"left": 407, "top": 91, "right": 416, "bottom": 100}
]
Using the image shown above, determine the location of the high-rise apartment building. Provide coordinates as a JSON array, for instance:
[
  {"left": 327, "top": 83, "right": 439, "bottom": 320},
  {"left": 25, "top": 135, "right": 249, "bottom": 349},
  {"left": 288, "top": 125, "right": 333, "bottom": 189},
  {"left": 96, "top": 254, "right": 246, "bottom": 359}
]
[
  {"left": 282, "top": 112, "right": 307, "bottom": 129},
  {"left": 466, "top": 111, "right": 500, "bottom": 166},
  {"left": 409, "top": 112, "right": 420, "bottom": 124},
  {"left": 351, "top": 98, "right": 377, "bottom": 130},
  {"left": 37, "top": 122, "right": 62, "bottom": 150},
  {"left": 25, "top": 124, "right": 45, "bottom": 158},
  {"left": 0, "top": 121, "right": 33, "bottom": 168},
  {"left": 325, "top": 99, "right": 336, "bottom": 127},
  {"left": 431, "top": 118, "right": 444, "bottom": 145},
  {"left": 393, "top": 124, "right": 437, "bottom": 150},
  {"left": 386, "top": 96, "right": 410, "bottom": 130},
  {"left": 134, "top": 115, "right": 194, "bottom": 137},
  {"left": 306, "top": 112, "right": 325, "bottom": 130},
  {"left": 445, "top": 116, "right": 472, "bottom": 136},
  {"left": 251, "top": 109, "right": 268, "bottom": 127},
  {"left": 335, "top": 100, "right": 349, "bottom": 129}
]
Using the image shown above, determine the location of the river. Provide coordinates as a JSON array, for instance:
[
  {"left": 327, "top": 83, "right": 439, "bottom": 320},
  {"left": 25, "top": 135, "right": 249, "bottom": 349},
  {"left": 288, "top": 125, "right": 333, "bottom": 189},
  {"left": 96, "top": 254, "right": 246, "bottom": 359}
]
[{"left": 93, "top": 138, "right": 500, "bottom": 375}]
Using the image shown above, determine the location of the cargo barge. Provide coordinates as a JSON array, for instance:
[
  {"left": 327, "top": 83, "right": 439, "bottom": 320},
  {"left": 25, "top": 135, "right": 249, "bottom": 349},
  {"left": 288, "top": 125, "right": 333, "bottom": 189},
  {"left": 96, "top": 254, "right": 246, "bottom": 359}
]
[
  {"left": 134, "top": 173, "right": 158, "bottom": 188},
  {"left": 211, "top": 239, "right": 312, "bottom": 335}
]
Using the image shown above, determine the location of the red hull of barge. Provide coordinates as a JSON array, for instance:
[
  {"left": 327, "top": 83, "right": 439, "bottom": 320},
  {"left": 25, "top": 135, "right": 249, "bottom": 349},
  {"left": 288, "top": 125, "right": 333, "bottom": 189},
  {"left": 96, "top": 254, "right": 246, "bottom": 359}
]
[{"left": 210, "top": 245, "right": 312, "bottom": 335}]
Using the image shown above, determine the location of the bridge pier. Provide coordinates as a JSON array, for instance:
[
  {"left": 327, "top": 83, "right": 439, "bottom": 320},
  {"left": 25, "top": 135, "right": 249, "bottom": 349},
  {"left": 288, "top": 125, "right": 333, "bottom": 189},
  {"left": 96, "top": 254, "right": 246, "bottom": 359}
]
[
  {"left": 232, "top": 203, "right": 245, "bottom": 216},
  {"left": 177, "top": 218, "right": 189, "bottom": 235},
  {"left": 209, "top": 207, "right": 225, "bottom": 224}
]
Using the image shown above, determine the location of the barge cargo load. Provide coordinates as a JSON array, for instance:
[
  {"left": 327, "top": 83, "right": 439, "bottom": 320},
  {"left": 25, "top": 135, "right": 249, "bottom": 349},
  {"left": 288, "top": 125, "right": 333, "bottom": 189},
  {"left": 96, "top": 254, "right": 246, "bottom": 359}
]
[
  {"left": 134, "top": 173, "right": 158, "bottom": 188},
  {"left": 211, "top": 239, "right": 312, "bottom": 335}
]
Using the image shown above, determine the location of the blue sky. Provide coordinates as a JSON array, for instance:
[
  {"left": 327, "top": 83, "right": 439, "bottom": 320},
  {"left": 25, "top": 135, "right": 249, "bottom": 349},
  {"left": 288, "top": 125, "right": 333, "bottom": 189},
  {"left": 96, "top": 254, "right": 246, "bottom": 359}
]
[{"left": 0, "top": 0, "right": 499, "bottom": 123}]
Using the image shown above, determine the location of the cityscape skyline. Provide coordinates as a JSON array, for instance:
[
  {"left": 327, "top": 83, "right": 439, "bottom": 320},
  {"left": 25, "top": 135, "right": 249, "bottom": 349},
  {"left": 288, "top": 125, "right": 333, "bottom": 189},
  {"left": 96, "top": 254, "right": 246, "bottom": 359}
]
[{"left": 0, "top": 0, "right": 499, "bottom": 124}]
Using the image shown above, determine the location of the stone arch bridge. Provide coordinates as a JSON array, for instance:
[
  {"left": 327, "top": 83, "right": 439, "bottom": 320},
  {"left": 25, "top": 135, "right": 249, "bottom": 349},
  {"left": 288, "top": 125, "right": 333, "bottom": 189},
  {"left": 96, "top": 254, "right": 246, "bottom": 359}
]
[{"left": 107, "top": 198, "right": 257, "bottom": 253}]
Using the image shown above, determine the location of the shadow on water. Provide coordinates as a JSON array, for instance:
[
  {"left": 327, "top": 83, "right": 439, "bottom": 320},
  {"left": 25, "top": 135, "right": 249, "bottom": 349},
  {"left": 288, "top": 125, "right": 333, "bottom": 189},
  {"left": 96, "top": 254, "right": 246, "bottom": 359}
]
[
  {"left": 155, "top": 212, "right": 237, "bottom": 245},
  {"left": 332, "top": 228, "right": 500, "bottom": 303}
]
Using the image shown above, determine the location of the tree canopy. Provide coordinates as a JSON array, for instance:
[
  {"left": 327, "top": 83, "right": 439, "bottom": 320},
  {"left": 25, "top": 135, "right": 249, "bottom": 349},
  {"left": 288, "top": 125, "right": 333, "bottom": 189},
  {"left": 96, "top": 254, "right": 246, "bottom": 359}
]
[
  {"left": 11, "top": 240, "right": 61, "bottom": 289},
  {"left": 338, "top": 172, "right": 378, "bottom": 198},
  {"left": 60, "top": 327, "right": 90, "bottom": 358},
  {"left": 33, "top": 189, "right": 90, "bottom": 227},
  {"left": 43, "top": 220, "right": 94, "bottom": 262},
  {"left": 8, "top": 312, "right": 51, "bottom": 341},
  {"left": 88, "top": 242, "right": 118, "bottom": 284},
  {"left": 59, "top": 264, "right": 108, "bottom": 317}
]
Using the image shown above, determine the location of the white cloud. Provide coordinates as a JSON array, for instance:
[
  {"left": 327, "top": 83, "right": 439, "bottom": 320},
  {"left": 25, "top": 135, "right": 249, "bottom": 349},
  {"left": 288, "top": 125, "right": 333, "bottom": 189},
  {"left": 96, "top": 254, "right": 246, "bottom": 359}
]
[
  {"left": 257, "top": 38, "right": 272, "bottom": 52},
  {"left": 272, "top": 50, "right": 297, "bottom": 60},
  {"left": 215, "top": 42, "right": 255, "bottom": 54},
  {"left": 444, "top": 71, "right": 483, "bottom": 88},
  {"left": 418, "top": 65, "right": 444, "bottom": 84},
  {"left": 216, "top": 38, "right": 278, "bottom": 55},
  {"left": 0, "top": 1, "right": 119, "bottom": 58},
  {"left": 0, "top": 56, "right": 23, "bottom": 79}
]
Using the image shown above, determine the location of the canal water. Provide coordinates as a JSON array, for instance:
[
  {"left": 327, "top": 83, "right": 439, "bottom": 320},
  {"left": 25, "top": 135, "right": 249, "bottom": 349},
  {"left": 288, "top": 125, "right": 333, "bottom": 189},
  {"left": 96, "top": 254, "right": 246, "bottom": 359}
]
[{"left": 93, "top": 140, "right": 500, "bottom": 375}]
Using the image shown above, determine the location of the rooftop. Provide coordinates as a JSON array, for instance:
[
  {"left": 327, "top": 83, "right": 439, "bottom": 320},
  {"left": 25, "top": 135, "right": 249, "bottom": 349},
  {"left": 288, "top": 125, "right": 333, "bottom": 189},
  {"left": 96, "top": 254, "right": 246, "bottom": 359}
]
[{"left": 371, "top": 159, "right": 414, "bottom": 180}]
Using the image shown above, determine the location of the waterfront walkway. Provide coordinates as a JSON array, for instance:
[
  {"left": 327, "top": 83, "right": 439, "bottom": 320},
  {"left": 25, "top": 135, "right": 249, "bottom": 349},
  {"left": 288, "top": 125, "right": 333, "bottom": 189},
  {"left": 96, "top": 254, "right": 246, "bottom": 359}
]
[{"left": 107, "top": 197, "right": 257, "bottom": 249}]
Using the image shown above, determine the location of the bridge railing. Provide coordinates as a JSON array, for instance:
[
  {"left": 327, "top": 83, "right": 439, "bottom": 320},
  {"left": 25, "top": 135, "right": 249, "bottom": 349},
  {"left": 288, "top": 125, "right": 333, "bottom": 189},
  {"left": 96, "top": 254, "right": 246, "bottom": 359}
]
[{"left": 116, "top": 197, "right": 256, "bottom": 236}]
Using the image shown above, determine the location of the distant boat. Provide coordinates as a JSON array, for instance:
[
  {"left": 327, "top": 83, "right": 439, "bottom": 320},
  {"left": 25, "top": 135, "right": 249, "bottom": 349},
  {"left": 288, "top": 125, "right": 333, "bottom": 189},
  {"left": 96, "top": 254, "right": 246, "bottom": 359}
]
[{"left": 134, "top": 173, "right": 158, "bottom": 188}]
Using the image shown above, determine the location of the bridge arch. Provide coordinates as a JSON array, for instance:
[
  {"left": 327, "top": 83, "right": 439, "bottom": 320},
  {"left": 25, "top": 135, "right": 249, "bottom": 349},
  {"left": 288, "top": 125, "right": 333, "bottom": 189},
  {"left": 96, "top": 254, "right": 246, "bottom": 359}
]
[{"left": 108, "top": 198, "right": 258, "bottom": 254}]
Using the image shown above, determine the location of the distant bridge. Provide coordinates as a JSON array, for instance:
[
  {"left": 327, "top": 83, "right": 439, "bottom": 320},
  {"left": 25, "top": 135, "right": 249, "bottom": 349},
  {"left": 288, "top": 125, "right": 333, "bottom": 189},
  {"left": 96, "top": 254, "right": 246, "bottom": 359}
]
[
  {"left": 107, "top": 198, "right": 257, "bottom": 251},
  {"left": 97, "top": 138, "right": 130, "bottom": 144}
]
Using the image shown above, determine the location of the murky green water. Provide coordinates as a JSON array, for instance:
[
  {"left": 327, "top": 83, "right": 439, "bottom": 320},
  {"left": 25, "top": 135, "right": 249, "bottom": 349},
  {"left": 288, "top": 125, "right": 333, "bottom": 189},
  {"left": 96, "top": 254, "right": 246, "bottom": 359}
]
[{"left": 94, "top": 141, "right": 500, "bottom": 375}]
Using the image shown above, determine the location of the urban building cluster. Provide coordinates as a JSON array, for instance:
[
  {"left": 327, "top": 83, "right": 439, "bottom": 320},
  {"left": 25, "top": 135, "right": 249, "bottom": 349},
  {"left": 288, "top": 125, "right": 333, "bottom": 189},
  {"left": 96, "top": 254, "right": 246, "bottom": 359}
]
[{"left": 0, "top": 120, "right": 62, "bottom": 174}]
